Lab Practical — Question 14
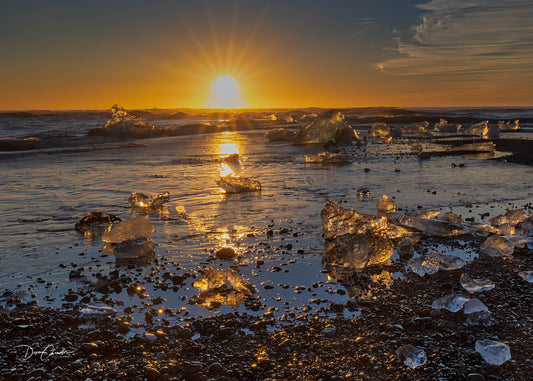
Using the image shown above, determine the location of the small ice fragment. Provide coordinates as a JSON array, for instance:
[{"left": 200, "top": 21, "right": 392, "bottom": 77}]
[
  {"left": 475, "top": 339, "right": 511, "bottom": 366},
  {"left": 462, "top": 121, "right": 488, "bottom": 137},
  {"left": 407, "top": 251, "right": 465, "bottom": 276},
  {"left": 367, "top": 122, "right": 391, "bottom": 139},
  {"left": 102, "top": 216, "right": 154, "bottom": 243},
  {"left": 498, "top": 119, "right": 519, "bottom": 131},
  {"left": 518, "top": 271, "right": 533, "bottom": 283},
  {"left": 377, "top": 194, "right": 396, "bottom": 213},
  {"left": 128, "top": 191, "right": 169, "bottom": 208},
  {"left": 460, "top": 274, "right": 495, "bottom": 292},
  {"left": 442, "top": 211, "right": 462, "bottom": 224},
  {"left": 480, "top": 235, "right": 514, "bottom": 257},
  {"left": 466, "top": 311, "right": 498, "bottom": 326},
  {"left": 464, "top": 298, "right": 489, "bottom": 314},
  {"left": 407, "top": 254, "right": 440, "bottom": 276},
  {"left": 437, "top": 252, "right": 467, "bottom": 270},
  {"left": 305, "top": 152, "right": 349, "bottom": 165},
  {"left": 216, "top": 175, "right": 261, "bottom": 194},
  {"left": 431, "top": 293, "right": 470, "bottom": 312},
  {"left": 504, "top": 209, "right": 528, "bottom": 225},
  {"left": 80, "top": 305, "right": 117, "bottom": 316},
  {"left": 395, "top": 345, "right": 427, "bottom": 369}
]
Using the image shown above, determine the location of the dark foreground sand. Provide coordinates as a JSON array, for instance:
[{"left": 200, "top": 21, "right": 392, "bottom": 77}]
[{"left": 1, "top": 243, "right": 531, "bottom": 381}]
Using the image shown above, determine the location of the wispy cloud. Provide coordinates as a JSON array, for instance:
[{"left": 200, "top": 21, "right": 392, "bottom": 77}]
[{"left": 377, "top": 0, "right": 533, "bottom": 80}]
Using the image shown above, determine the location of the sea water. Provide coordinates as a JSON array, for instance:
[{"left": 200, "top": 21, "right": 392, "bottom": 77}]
[{"left": 0, "top": 108, "right": 532, "bottom": 323}]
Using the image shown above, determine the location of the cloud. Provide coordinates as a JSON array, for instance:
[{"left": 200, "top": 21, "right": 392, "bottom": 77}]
[{"left": 376, "top": 0, "right": 533, "bottom": 80}]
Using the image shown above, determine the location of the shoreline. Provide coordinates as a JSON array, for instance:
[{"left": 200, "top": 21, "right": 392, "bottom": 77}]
[{"left": 2, "top": 246, "right": 531, "bottom": 380}]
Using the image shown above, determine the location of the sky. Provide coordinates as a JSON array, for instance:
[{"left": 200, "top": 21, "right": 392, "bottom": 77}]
[{"left": 1, "top": 0, "right": 532, "bottom": 110}]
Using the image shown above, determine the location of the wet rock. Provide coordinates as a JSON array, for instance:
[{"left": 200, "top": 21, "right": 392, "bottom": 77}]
[
  {"left": 460, "top": 274, "right": 495, "bottom": 292},
  {"left": 81, "top": 342, "right": 99, "bottom": 354},
  {"left": 431, "top": 293, "right": 470, "bottom": 312},
  {"left": 480, "top": 235, "right": 514, "bottom": 257},
  {"left": 475, "top": 339, "right": 511, "bottom": 365},
  {"left": 216, "top": 247, "right": 236, "bottom": 260},
  {"left": 264, "top": 128, "right": 295, "bottom": 142},
  {"left": 216, "top": 175, "right": 261, "bottom": 194},
  {"left": 467, "top": 373, "right": 486, "bottom": 381},
  {"left": 294, "top": 110, "right": 358, "bottom": 145},
  {"left": 395, "top": 345, "right": 427, "bottom": 369},
  {"left": 144, "top": 367, "right": 161, "bottom": 381},
  {"left": 26, "top": 368, "right": 47, "bottom": 379},
  {"left": 75, "top": 212, "right": 121, "bottom": 234}
]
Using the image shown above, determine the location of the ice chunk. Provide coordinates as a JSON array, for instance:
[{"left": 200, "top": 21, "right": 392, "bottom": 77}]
[
  {"left": 518, "top": 270, "right": 533, "bottom": 283},
  {"left": 504, "top": 236, "right": 533, "bottom": 249},
  {"left": 498, "top": 119, "right": 519, "bottom": 131},
  {"left": 80, "top": 305, "right": 117, "bottom": 316},
  {"left": 192, "top": 268, "right": 254, "bottom": 308},
  {"left": 490, "top": 214, "right": 509, "bottom": 227},
  {"left": 321, "top": 200, "right": 408, "bottom": 270},
  {"left": 464, "top": 298, "right": 489, "bottom": 314},
  {"left": 321, "top": 200, "right": 408, "bottom": 240},
  {"left": 264, "top": 128, "right": 296, "bottom": 142},
  {"left": 399, "top": 215, "right": 465, "bottom": 237},
  {"left": 462, "top": 121, "right": 488, "bottom": 137},
  {"left": 294, "top": 110, "right": 358, "bottom": 145},
  {"left": 475, "top": 339, "right": 511, "bottom": 365},
  {"left": 504, "top": 209, "right": 528, "bottom": 226},
  {"left": 446, "top": 142, "right": 495, "bottom": 153},
  {"left": 519, "top": 216, "right": 533, "bottom": 236},
  {"left": 88, "top": 105, "right": 155, "bottom": 139},
  {"left": 103, "top": 238, "right": 155, "bottom": 266},
  {"left": 465, "top": 223, "right": 499, "bottom": 236},
  {"left": 431, "top": 293, "right": 470, "bottom": 312},
  {"left": 367, "top": 122, "right": 390, "bottom": 139},
  {"left": 459, "top": 273, "right": 495, "bottom": 292},
  {"left": 305, "top": 152, "right": 349, "bottom": 165},
  {"left": 442, "top": 211, "right": 462, "bottom": 224},
  {"left": 75, "top": 212, "right": 121, "bottom": 234},
  {"left": 434, "top": 119, "right": 461, "bottom": 133},
  {"left": 408, "top": 251, "right": 466, "bottom": 276},
  {"left": 395, "top": 345, "right": 427, "bottom": 369},
  {"left": 466, "top": 311, "right": 498, "bottom": 326},
  {"left": 102, "top": 216, "right": 154, "bottom": 243},
  {"left": 216, "top": 175, "right": 261, "bottom": 194},
  {"left": 377, "top": 194, "right": 396, "bottom": 213},
  {"left": 128, "top": 191, "right": 169, "bottom": 208},
  {"left": 402, "top": 123, "right": 429, "bottom": 135},
  {"left": 480, "top": 235, "right": 514, "bottom": 257}
]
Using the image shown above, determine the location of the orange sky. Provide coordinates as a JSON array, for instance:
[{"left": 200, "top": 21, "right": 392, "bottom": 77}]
[{"left": 1, "top": 1, "right": 532, "bottom": 110}]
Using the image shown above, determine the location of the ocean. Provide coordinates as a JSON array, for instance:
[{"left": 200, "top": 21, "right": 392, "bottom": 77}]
[{"left": 1, "top": 107, "right": 532, "bottom": 327}]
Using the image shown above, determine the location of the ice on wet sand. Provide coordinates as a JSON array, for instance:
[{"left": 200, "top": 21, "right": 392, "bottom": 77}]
[
  {"left": 377, "top": 194, "right": 396, "bottom": 213},
  {"left": 408, "top": 251, "right": 466, "bottom": 276},
  {"left": 431, "top": 293, "right": 470, "bottom": 312},
  {"left": 518, "top": 271, "right": 533, "bottom": 283},
  {"left": 75, "top": 212, "right": 121, "bottom": 234},
  {"left": 305, "top": 152, "right": 349, "bottom": 165},
  {"left": 480, "top": 235, "right": 514, "bottom": 257},
  {"left": 216, "top": 175, "right": 261, "bottom": 194},
  {"left": 128, "top": 191, "right": 170, "bottom": 208},
  {"left": 475, "top": 339, "right": 511, "bottom": 365},
  {"left": 102, "top": 216, "right": 154, "bottom": 243},
  {"left": 460, "top": 273, "right": 495, "bottom": 292},
  {"left": 463, "top": 298, "right": 489, "bottom": 314},
  {"left": 192, "top": 268, "right": 254, "bottom": 308},
  {"left": 395, "top": 345, "right": 427, "bottom": 369}
]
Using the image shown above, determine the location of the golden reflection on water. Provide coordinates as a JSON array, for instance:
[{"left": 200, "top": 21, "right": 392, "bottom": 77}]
[{"left": 209, "top": 132, "right": 242, "bottom": 178}]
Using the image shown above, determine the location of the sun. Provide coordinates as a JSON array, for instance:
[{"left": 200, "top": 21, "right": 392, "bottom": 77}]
[{"left": 208, "top": 75, "right": 245, "bottom": 108}]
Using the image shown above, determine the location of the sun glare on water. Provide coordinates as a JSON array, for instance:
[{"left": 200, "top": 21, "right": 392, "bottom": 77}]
[{"left": 209, "top": 75, "right": 244, "bottom": 108}]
